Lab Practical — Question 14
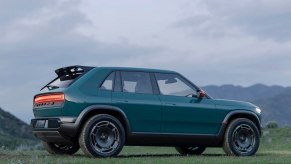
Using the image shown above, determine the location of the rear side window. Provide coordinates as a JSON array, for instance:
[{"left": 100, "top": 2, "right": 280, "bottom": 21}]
[
  {"left": 100, "top": 72, "right": 115, "bottom": 91},
  {"left": 121, "top": 71, "right": 153, "bottom": 94}
]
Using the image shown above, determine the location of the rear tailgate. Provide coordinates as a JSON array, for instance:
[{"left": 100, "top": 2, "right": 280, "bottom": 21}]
[{"left": 33, "top": 65, "right": 94, "bottom": 117}]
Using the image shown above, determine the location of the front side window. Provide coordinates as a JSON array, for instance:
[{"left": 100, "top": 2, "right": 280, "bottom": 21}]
[
  {"left": 100, "top": 72, "right": 115, "bottom": 91},
  {"left": 121, "top": 71, "right": 153, "bottom": 94},
  {"left": 155, "top": 73, "right": 196, "bottom": 97}
]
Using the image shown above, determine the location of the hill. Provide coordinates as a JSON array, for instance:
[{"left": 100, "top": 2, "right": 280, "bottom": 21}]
[
  {"left": 0, "top": 107, "right": 37, "bottom": 149},
  {"left": 203, "top": 84, "right": 291, "bottom": 126},
  {"left": 252, "top": 89, "right": 291, "bottom": 126},
  {"left": 203, "top": 84, "right": 288, "bottom": 101}
]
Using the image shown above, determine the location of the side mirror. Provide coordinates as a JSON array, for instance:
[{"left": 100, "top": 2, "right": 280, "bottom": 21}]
[{"left": 197, "top": 90, "right": 205, "bottom": 98}]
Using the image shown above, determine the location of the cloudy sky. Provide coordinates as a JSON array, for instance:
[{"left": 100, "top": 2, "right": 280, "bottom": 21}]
[{"left": 1, "top": 0, "right": 291, "bottom": 123}]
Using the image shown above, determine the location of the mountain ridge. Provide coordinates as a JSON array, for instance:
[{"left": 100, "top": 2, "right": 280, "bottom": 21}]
[
  {"left": 203, "top": 84, "right": 291, "bottom": 126},
  {"left": 202, "top": 83, "right": 289, "bottom": 101}
]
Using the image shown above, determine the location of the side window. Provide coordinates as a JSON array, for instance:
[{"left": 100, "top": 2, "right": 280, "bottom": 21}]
[
  {"left": 121, "top": 71, "right": 153, "bottom": 94},
  {"left": 155, "top": 73, "right": 196, "bottom": 97},
  {"left": 100, "top": 72, "right": 115, "bottom": 91}
]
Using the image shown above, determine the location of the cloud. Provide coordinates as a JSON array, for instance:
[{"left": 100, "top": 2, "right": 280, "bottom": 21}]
[
  {"left": 0, "top": 1, "right": 56, "bottom": 23},
  {"left": 1, "top": 0, "right": 291, "bottom": 122},
  {"left": 0, "top": 0, "right": 166, "bottom": 122},
  {"left": 173, "top": 0, "right": 291, "bottom": 41}
]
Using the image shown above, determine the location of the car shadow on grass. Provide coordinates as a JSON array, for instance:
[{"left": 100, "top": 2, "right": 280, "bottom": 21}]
[
  {"left": 115, "top": 153, "right": 272, "bottom": 158},
  {"left": 112, "top": 153, "right": 227, "bottom": 158},
  {"left": 6, "top": 153, "right": 270, "bottom": 159},
  {"left": 42, "top": 152, "right": 228, "bottom": 158}
]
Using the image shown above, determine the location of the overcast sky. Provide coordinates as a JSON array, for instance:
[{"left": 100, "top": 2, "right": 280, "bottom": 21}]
[{"left": 1, "top": 0, "right": 291, "bottom": 123}]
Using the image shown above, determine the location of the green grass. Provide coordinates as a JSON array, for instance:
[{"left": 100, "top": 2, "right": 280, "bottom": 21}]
[{"left": 1, "top": 128, "right": 291, "bottom": 164}]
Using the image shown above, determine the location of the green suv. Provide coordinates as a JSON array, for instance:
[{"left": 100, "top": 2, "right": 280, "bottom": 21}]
[{"left": 31, "top": 66, "right": 261, "bottom": 157}]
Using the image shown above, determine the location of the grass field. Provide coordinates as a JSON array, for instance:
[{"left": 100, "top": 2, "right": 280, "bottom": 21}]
[{"left": 0, "top": 128, "right": 291, "bottom": 164}]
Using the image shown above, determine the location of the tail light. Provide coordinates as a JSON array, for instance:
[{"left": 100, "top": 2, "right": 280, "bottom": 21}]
[{"left": 34, "top": 93, "right": 65, "bottom": 108}]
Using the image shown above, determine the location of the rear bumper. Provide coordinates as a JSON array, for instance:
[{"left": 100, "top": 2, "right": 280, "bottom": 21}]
[{"left": 31, "top": 117, "right": 78, "bottom": 145}]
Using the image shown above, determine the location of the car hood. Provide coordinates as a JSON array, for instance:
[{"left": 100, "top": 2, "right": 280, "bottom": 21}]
[{"left": 213, "top": 99, "right": 258, "bottom": 109}]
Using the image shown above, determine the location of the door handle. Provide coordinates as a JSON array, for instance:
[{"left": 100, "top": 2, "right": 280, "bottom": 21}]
[
  {"left": 113, "top": 100, "right": 129, "bottom": 103},
  {"left": 165, "top": 103, "right": 176, "bottom": 106}
]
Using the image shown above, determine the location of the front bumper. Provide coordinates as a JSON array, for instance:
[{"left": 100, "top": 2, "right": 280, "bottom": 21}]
[{"left": 31, "top": 117, "right": 78, "bottom": 145}]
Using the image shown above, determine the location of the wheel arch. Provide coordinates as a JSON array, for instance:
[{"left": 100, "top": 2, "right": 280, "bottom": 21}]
[
  {"left": 222, "top": 110, "right": 261, "bottom": 135},
  {"left": 75, "top": 105, "right": 131, "bottom": 138}
]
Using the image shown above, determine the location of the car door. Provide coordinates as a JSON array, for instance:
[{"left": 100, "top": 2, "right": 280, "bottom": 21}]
[
  {"left": 111, "top": 71, "right": 162, "bottom": 133},
  {"left": 154, "top": 73, "right": 220, "bottom": 135}
]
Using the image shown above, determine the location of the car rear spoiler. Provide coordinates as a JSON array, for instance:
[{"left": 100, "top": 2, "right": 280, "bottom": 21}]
[{"left": 55, "top": 65, "right": 94, "bottom": 77}]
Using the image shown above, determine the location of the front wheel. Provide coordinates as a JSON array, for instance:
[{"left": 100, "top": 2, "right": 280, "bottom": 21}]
[
  {"left": 42, "top": 141, "right": 80, "bottom": 155},
  {"left": 175, "top": 146, "right": 206, "bottom": 155},
  {"left": 223, "top": 118, "right": 260, "bottom": 156},
  {"left": 79, "top": 114, "right": 125, "bottom": 157}
]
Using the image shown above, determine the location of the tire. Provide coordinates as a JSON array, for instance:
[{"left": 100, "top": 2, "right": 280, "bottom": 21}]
[
  {"left": 42, "top": 141, "right": 80, "bottom": 155},
  {"left": 79, "top": 114, "right": 125, "bottom": 157},
  {"left": 175, "top": 146, "right": 206, "bottom": 155},
  {"left": 223, "top": 118, "right": 260, "bottom": 156}
]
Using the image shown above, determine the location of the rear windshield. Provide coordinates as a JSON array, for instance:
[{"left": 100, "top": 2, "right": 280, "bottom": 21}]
[
  {"left": 48, "top": 74, "right": 81, "bottom": 88},
  {"left": 41, "top": 66, "right": 93, "bottom": 91}
]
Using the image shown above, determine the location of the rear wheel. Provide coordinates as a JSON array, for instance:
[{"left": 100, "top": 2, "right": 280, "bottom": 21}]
[
  {"left": 42, "top": 141, "right": 80, "bottom": 155},
  {"left": 79, "top": 114, "right": 125, "bottom": 157},
  {"left": 223, "top": 118, "right": 260, "bottom": 156},
  {"left": 175, "top": 146, "right": 206, "bottom": 155}
]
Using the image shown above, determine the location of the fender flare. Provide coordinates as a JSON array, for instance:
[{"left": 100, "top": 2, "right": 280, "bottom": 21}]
[
  {"left": 223, "top": 110, "right": 260, "bottom": 124},
  {"left": 221, "top": 110, "right": 261, "bottom": 135},
  {"left": 74, "top": 105, "right": 131, "bottom": 133}
]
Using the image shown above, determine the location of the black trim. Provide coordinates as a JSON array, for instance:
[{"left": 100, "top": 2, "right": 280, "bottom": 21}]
[
  {"left": 126, "top": 133, "right": 221, "bottom": 147},
  {"left": 74, "top": 105, "right": 130, "bottom": 133},
  {"left": 55, "top": 65, "right": 94, "bottom": 77},
  {"left": 31, "top": 118, "right": 77, "bottom": 145},
  {"left": 217, "top": 122, "right": 227, "bottom": 140},
  {"left": 32, "top": 131, "right": 75, "bottom": 145},
  {"left": 150, "top": 73, "right": 160, "bottom": 95},
  {"left": 222, "top": 110, "right": 262, "bottom": 134},
  {"left": 125, "top": 123, "right": 227, "bottom": 146},
  {"left": 223, "top": 110, "right": 260, "bottom": 123},
  {"left": 114, "top": 71, "right": 122, "bottom": 92}
]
